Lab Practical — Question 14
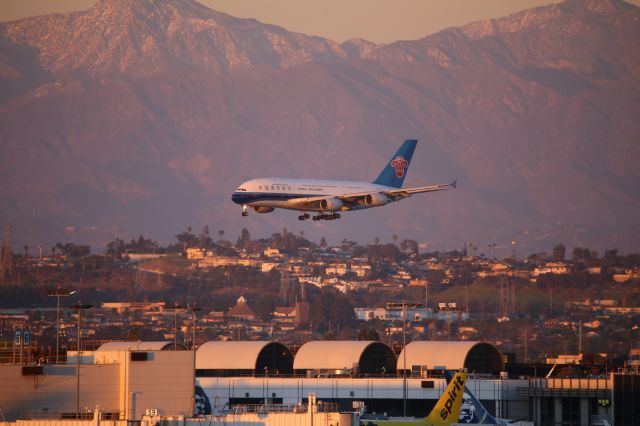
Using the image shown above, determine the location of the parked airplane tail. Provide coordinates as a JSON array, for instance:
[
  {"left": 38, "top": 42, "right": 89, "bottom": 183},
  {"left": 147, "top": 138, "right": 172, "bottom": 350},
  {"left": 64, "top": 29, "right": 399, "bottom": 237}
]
[
  {"left": 372, "top": 139, "right": 417, "bottom": 188},
  {"left": 443, "top": 371, "right": 503, "bottom": 425},
  {"left": 424, "top": 371, "right": 468, "bottom": 425}
]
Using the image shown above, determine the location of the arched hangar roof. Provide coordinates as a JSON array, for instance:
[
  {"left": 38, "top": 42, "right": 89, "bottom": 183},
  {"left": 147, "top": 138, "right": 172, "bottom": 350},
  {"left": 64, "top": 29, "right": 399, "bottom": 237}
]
[
  {"left": 397, "top": 341, "right": 503, "bottom": 373},
  {"left": 97, "top": 341, "right": 184, "bottom": 351},
  {"left": 196, "top": 341, "right": 293, "bottom": 373},
  {"left": 293, "top": 341, "right": 396, "bottom": 374}
]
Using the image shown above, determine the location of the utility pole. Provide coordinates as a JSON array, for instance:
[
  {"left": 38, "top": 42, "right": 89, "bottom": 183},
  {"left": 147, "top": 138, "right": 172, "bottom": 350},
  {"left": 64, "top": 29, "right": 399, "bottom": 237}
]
[
  {"left": 19, "top": 322, "right": 23, "bottom": 366},
  {"left": 0, "top": 225, "right": 12, "bottom": 282},
  {"left": 171, "top": 303, "right": 184, "bottom": 350},
  {"left": 46, "top": 285, "right": 76, "bottom": 363},
  {"left": 188, "top": 304, "right": 202, "bottom": 350},
  {"left": 403, "top": 303, "right": 407, "bottom": 418},
  {"left": 388, "top": 302, "right": 420, "bottom": 418},
  {"left": 579, "top": 320, "right": 582, "bottom": 354},
  {"left": 425, "top": 280, "right": 428, "bottom": 314},
  {"left": 73, "top": 301, "right": 92, "bottom": 419},
  {"left": 465, "top": 283, "right": 469, "bottom": 315}
]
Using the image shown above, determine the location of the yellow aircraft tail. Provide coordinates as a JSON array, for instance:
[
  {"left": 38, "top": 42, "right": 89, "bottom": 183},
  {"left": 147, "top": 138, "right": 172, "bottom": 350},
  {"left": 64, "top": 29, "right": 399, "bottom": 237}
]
[{"left": 424, "top": 372, "right": 468, "bottom": 425}]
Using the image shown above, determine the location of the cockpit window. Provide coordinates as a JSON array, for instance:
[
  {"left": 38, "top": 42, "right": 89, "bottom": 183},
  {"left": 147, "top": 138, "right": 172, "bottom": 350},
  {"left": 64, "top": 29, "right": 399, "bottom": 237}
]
[{"left": 237, "top": 187, "right": 247, "bottom": 192}]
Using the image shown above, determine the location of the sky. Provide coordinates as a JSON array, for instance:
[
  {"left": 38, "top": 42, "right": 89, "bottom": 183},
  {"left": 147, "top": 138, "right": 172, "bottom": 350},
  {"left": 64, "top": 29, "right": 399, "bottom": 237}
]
[{"left": 0, "top": 0, "right": 569, "bottom": 43}]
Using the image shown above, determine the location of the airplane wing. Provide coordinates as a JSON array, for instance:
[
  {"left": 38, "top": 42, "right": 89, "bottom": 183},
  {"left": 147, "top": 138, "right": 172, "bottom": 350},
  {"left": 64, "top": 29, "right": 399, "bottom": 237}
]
[
  {"left": 384, "top": 180, "right": 457, "bottom": 197},
  {"left": 338, "top": 181, "right": 456, "bottom": 201},
  {"left": 284, "top": 181, "right": 456, "bottom": 210}
]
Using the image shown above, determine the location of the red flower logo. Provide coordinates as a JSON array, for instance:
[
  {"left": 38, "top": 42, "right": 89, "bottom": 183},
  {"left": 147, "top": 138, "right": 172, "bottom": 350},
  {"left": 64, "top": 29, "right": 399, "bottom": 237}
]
[{"left": 390, "top": 156, "right": 409, "bottom": 177}]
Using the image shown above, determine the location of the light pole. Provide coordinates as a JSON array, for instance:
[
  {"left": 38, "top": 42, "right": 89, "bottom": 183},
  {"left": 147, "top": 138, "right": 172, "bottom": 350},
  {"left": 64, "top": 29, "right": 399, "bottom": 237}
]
[
  {"left": 73, "top": 300, "right": 92, "bottom": 419},
  {"left": 46, "top": 285, "right": 76, "bottom": 364},
  {"left": 187, "top": 304, "right": 202, "bottom": 350},
  {"left": 171, "top": 303, "right": 184, "bottom": 350},
  {"left": 388, "top": 301, "right": 421, "bottom": 418}
]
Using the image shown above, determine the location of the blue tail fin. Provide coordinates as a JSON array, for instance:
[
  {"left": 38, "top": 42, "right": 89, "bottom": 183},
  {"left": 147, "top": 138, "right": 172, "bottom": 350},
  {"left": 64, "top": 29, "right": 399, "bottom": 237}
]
[
  {"left": 372, "top": 139, "right": 417, "bottom": 188},
  {"left": 444, "top": 371, "right": 502, "bottom": 424}
]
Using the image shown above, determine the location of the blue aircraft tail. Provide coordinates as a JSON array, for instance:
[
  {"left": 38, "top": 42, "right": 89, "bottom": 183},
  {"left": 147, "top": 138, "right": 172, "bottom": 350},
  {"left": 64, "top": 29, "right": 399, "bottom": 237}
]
[
  {"left": 444, "top": 371, "right": 504, "bottom": 425},
  {"left": 372, "top": 139, "right": 418, "bottom": 188}
]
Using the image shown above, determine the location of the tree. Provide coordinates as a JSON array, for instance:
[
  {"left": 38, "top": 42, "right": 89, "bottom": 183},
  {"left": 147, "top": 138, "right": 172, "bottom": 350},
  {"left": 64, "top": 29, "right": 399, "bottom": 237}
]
[
  {"left": 175, "top": 227, "right": 197, "bottom": 249},
  {"left": 308, "top": 287, "right": 355, "bottom": 333},
  {"left": 198, "top": 226, "right": 213, "bottom": 248},
  {"left": 400, "top": 239, "right": 419, "bottom": 256},
  {"left": 358, "top": 324, "right": 380, "bottom": 341},
  {"left": 552, "top": 244, "right": 566, "bottom": 261},
  {"left": 106, "top": 238, "right": 126, "bottom": 257},
  {"left": 373, "top": 237, "right": 380, "bottom": 246},
  {"left": 237, "top": 228, "right": 251, "bottom": 249}
]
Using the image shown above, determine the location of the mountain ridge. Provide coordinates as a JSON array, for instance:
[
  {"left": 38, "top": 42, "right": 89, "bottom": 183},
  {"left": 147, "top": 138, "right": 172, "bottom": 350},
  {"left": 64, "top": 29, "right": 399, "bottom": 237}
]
[{"left": 0, "top": 0, "right": 638, "bottom": 254}]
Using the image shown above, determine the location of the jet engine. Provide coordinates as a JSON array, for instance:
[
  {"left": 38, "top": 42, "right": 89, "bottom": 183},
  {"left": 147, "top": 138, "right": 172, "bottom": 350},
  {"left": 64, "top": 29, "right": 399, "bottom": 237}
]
[
  {"left": 320, "top": 198, "right": 343, "bottom": 211},
  {"left": 364, "top": 193, "right": 389, "bottom": 207},
  {"left": 252, "top": 206, "right": 275, "bottom": 213}
]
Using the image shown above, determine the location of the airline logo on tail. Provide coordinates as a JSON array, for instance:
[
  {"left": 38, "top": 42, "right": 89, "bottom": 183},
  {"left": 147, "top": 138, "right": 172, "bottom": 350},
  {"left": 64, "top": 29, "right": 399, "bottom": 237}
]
[
  {"left": 391, "top": 156, "right": 409, "bottom": 177},
  {"left": 439, "top": 374, "right": 466, "bottom": 421},
  {"left": 424, "top": 372, "right": 468, "bottom": 426}
]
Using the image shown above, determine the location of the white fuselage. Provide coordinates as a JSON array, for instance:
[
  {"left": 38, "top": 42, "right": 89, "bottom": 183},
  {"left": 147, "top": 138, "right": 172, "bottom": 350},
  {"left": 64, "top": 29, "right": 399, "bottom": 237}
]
[{"left": 231, "top": 178, "right": 395, "bottom": 212}]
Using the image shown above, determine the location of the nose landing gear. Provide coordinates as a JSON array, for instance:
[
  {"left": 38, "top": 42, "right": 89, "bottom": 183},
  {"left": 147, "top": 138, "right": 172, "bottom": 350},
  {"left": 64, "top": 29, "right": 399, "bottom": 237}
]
[{"left": 241, "top": 205, "right": 248, "bottom": 217}]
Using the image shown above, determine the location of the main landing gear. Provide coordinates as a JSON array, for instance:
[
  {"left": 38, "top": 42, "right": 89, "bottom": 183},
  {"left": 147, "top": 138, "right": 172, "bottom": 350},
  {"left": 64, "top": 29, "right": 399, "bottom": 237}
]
[
  {"left": 298, "top": 213, "right": 311, "bottom": 221},
  {"left": 241, "top": 205, "right": 248, "bottom": 217},
  {"left": 312, "top": 213, "right": 341, "bottom": 221}
]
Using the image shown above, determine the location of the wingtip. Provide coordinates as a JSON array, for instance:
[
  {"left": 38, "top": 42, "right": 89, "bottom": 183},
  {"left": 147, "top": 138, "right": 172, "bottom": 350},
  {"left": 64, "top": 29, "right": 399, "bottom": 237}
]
[{"left": 450, "top": 180, "right": 457, "bottom": 189}]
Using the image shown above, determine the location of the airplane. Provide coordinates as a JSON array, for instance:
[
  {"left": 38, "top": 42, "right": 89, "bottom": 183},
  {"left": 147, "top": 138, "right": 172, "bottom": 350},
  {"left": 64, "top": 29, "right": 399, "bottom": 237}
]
[
  {"left": 361, "top": 372, "right": 468, "bottom": 426},
  {"left": 443, "top": 371, "right": 519, "bottom": 425},
  {"left": 231, "top": 139, "right": 456, "bottom": 221}
]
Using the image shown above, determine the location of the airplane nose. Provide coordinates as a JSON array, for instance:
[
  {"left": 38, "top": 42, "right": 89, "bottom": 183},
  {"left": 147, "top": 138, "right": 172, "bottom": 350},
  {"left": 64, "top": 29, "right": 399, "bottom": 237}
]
[{"left": 231, "top": 192, "right": 242, "bottom": 204}]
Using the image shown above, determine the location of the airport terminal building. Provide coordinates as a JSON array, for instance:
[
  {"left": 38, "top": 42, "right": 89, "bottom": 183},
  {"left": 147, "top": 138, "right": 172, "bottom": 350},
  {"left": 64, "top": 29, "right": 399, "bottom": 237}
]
[{"left": 1, "top": 340, "right": 638, "bottom": 425}]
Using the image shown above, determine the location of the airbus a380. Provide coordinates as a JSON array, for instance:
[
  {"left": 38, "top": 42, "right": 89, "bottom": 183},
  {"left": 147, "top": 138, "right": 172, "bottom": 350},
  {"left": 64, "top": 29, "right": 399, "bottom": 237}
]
[{"left": 231, "top": 139, "right": 456, "bottom": 221}]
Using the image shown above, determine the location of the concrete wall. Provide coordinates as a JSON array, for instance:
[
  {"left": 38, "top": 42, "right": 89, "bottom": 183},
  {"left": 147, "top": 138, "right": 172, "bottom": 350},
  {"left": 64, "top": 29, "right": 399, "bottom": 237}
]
[
  {"left": 0, "top": 364, "right": 119, "bottom": 420},
  {"left": 0, "top": 351, "right": 195, "bottom": 421}
]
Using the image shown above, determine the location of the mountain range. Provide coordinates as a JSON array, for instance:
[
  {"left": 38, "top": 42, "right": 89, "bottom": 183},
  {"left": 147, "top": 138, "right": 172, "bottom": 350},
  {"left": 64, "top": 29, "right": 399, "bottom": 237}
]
[{"left": 0, "top": 0, "right": 639, "bottom": 255}]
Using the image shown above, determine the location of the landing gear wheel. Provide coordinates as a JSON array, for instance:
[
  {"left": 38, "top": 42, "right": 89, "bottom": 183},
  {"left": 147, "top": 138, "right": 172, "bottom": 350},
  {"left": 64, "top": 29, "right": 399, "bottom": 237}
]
[{"left": 241, "top": 205, "right": 248, "bottom": 217}]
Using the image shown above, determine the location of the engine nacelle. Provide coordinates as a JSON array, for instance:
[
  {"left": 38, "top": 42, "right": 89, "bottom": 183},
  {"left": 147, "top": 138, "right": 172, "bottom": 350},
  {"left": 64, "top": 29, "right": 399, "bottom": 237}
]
[
  {"left": 320, "top": 198, "right": 343, "bottom": 211},
  {"left": 252, "top": 206, "right": 275, "bottom": 213},
  {"left": 364, "top": 193, "right": 389, "bottom": 207}
]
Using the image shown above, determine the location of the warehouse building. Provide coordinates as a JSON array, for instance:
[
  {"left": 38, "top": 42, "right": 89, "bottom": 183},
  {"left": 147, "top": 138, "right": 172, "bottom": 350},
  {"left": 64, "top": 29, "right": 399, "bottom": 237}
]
[
  {"left": 397, "top": 341, "right": 503, "bottom": 375},
  {"left": 293, "top": 340, "right": 396, "bottom": 376},
  {"left": 195, "top": 340, "right": 527, "bottom": 419},
  {"left": 196, "top": 341, "right": 293, "bottom": 377}
]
